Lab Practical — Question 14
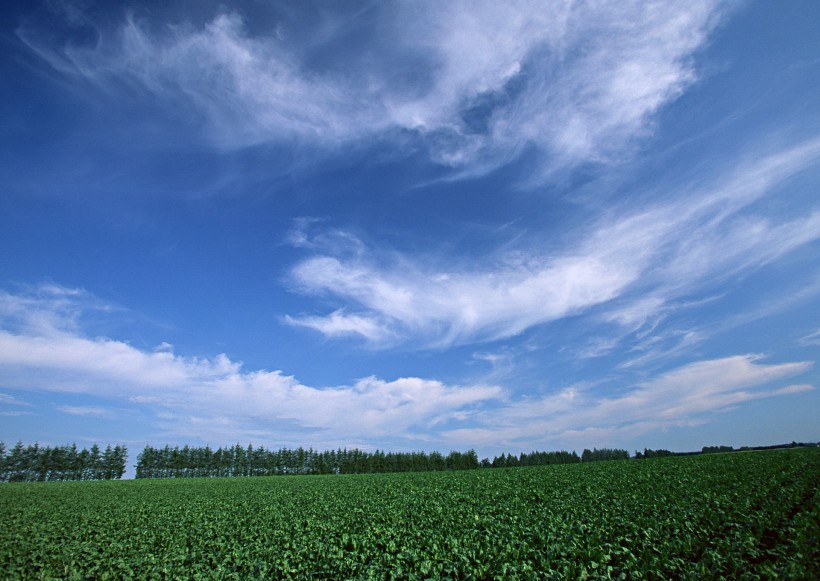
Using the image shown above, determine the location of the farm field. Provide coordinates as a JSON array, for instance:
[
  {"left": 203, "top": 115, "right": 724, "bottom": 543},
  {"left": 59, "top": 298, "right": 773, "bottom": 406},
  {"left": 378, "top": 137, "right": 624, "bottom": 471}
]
[{"left": 1, "top": 448, "right": 818, "bottom": 579}]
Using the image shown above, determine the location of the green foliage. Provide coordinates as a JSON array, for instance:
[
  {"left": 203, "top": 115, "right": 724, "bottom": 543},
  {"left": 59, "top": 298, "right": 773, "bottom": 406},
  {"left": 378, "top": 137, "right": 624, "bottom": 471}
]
[
  {"left": 635, "top": 448, "right": 676, "bottom": 459},
  {"left": 1, "top": 448, "right": 817, "bottom": 578},
  {"left": 0, "top": 441, "right": 127, "bottom": 482},
  {"left": 581, "top": 447, "right": 631, "bottom": 462},
  {"left": 702, "top": 445, "right": 735, "bottom": 454},
  {"left": 491, "top": 449, "right": 580, "bottom": 467},
  {"left": 135, "top": 444, "right": 481, "bottom": 478}
]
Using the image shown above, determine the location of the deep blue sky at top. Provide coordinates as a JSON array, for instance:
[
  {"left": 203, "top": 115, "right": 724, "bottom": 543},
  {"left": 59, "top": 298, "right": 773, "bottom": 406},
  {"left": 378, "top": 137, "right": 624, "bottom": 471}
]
[{"left": 0, "top": 0, "right": 818, "bottom": 466}]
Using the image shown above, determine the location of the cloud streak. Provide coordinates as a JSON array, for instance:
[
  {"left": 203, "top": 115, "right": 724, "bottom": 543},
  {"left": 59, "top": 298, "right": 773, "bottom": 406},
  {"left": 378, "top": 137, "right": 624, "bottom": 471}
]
[
  {"left": 17, "top": 1, "right": 727, "bottom": 175},
  {"left": 286, "top": 139, "right": 820, "bottom": 349},
  {"left": 57, "top": 405, "right": 111, "bottom": 417},
  {"left": 444, "top": 355, "right": 814, "bottom": 450}
]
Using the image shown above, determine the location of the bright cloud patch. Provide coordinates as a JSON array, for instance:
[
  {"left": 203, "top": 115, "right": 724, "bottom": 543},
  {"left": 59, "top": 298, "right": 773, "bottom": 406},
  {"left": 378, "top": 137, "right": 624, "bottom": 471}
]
[
  {"left": 287, "top": 252, "right": 635, "bottom": 347},
  {"left": 444, "top": 355, "right": 815, "bottom": 450},
  {"left": 0, "top": 286, "right": 501, "bottom": 446},
  {"left": 286, "top": 140, "right": 820, "bottom": 348},
  {"left": 57, "top": 405, "right": 110, "bottom": 417},
  {"left": 17, "top": 1, "right": 726, "bottom": 175},
  {"left": 283, "top": 310, "right": 394, "bottom": 345}
]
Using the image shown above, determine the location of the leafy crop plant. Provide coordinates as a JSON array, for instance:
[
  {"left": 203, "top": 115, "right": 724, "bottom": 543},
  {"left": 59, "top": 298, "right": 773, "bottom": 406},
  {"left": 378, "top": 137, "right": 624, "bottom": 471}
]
[{"left": 1, "top": 447, "right": 817, "bottom": 578}]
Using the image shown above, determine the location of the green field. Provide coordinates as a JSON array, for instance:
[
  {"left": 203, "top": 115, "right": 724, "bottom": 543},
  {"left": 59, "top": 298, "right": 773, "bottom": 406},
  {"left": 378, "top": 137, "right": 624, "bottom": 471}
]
[{"left": 1, "top": 448, "right": 817, "bottom": 579}]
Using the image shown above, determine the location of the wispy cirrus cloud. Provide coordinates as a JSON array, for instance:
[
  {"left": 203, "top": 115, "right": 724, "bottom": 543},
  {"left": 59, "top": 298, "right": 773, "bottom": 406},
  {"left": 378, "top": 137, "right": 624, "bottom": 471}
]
[
  {"left": 0, "top": 282, "right": 114, "bottom": 336},
  {"left": 16, "top": 1, "right": 728, "bottom": 176},
  {"left": 0, "top": 392, "right": 32, "bottom": 407},
  {"left": 0, "top": 392, "right": 34, "bottom": 417},
  {"left": 444, "top": 354, "right": 815, "bottom": 450},
  {"left": 283, "top": 310, "right": 396, "bottom": 345},
  {"left": 285, "top": 139, "right": 820, "bottom": 349},
  {"left": 285, "top": 249, "right": 638, "bottom": 347},
  {"left": 57, "top": 405, "right": 111, "bottom": 417},
  {"left": 799, "top": 329, "right": 820, "bottom": 347}
]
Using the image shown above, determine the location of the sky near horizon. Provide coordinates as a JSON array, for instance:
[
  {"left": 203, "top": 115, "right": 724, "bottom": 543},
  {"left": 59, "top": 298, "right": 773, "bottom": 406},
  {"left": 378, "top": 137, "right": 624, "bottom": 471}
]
[{"left": 1, "top": 1, "right": 819, "bottom": 474}]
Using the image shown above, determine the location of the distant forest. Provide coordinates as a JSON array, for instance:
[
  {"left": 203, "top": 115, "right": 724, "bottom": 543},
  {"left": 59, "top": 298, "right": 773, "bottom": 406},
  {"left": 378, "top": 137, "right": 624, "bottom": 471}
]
[
  {"left": 1, "top": 440, "right": 816, "bottom": 482},
  {"left": 135, "top": 445, "right": 589, "bottom": 478},
  {"left": 0, "top": 441, "right": 127, "bottom": 482}
]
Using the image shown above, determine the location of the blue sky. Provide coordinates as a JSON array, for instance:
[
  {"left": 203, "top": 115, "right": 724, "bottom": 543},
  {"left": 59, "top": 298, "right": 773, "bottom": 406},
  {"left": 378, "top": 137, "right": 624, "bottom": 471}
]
[{"left": 1, "top": 0, "right": 818, "bottom": 473}]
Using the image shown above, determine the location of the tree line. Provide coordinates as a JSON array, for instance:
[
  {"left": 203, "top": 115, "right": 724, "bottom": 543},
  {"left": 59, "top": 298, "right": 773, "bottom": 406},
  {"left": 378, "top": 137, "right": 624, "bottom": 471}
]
[
  {"left": 487, "top": 450, "right": 581, "bottom": 467},
  {"left": 0, "top": 441, "right": 641, "bottom": 482},
  {"left": 8, "top": 439, "right": 813, "bottom": 482},
  {"left": 0, "top": 441, "right": 127, "bottom": 482},
  {"left": 581, "top": 448, "right": 630, "bottom": 462},
  {"left": 134, "top": 445, "right": 612, "bottom": 479},
  {"left": 635, "top": 442, "right": 818, "bottom": 459},
  {"left": 135, "top": 444, "right": 482, "bottom": 478}
]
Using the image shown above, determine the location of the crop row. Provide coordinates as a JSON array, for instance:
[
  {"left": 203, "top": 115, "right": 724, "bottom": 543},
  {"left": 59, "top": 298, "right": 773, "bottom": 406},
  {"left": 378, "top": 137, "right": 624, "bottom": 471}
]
[{"left": 1, "top": 447, "right": 817, "bottom": 579}]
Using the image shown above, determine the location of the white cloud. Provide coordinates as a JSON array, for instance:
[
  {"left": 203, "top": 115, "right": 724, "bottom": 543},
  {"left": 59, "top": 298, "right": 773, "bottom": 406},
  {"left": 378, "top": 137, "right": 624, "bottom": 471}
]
[
  {"left": 283, "top": 310, "right": 395, "bottom": 345},
  {"left": 799, "top": 330, "right": 820, "bottom": 347},
  {"left": 288, "top": 248, "right": 638, "bottom": 348},
  {"left": 443, "top": 355, "right": 815, "bottom": 450},
  {"left": 17, "top": 1, "right": 727, "bottom": 175},
  {"left": 424, "top": 0, "right": 725, "bottom": 175},
  {"left": 0, "top": 285, "right": 502, "bottom": 445},
  {"left": 603, "top": 295, "right": 668, "bottom": 334},
  {"left": 570, "top": 337, "right": 623, "bottom": 360},
  {"left": 0, "top": 392, "right": 31, "bottom": 406},
  {"left": 0, "top": 285, "right": 813, "bottom": 451},
  {"left": 599, "top": 355, "right": 812, "bottom": 422},
  {"left": 57, "top": 405, "right": 110, "bottom": 417},
  {"left": 772, "top": 384, "right": 814, "bottom": 396},
  {"left": 287, "top": 139, "right": 820, "bottom": 349},
  {"left": 0, "top": 283, "right": 91, "bottom": 336},
  {"left": 618, "top": 329, "right": 705, "bottom": 370}
]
